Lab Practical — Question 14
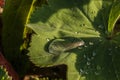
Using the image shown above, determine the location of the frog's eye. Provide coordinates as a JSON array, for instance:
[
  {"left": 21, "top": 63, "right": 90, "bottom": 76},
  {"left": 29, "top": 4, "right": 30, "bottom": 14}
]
[{"left": 48, "top": 39, "right": 65, "bottom": 54}]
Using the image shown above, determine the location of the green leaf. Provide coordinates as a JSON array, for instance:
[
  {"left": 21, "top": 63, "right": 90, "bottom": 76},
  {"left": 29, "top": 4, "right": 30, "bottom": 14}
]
[
  {"left": 2, "top": 0, "right": 36, "bottom": 60},
  {"left": 108, "top": 1, "right": 120, "bottom": 36},
  {"left": 0, "top": 66, "right": 12, "bottom": 80},
  {"left": 27, "top": 0, "right": 120, "bottom": 80},
  {"left": 2, "top": 0, "right": 37, "bottom": 75}
]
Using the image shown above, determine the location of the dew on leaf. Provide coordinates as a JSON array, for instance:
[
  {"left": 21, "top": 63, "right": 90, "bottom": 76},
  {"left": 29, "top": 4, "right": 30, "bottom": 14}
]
[
  {"left": 99, "top": 38, "right": 102, "bottom": 42},
  {"left": 98, "top": 25, "right": 104, "bottom": 29},
  {"left": 92, "top": 51, "right": 96, "bottom": 56},
  {"left": 80, "top": 69, "right": 85, "bottom": 74},
  {"left": 46, "top": 38, "right": 50, "bottom": 41},
  {"left": 105, "top": 31, "right": 108, "bottom": 34},
  {"left": 85, "top": 71, "right": 88, "bottom": 75},
  {"left": 115, "top": 46, "right": 118, "bottom": 49},
  {"left": 91, "top": 57, "right": 94, "bottom": 60},
  {"left": 80, "top": 68, "right": 88, "bottom": 75},
  {"left": 75, "top": 32, "right": 78, "bottom": 34},
  {"left": 80, "top": 69, "right": 83, "bottom": 73},
  {"left": 89, "top": 42, "right": 94, "bottom": 45},
  {"left": 83, "top": 54, "right": 86, "bottom": 58},
  {"left": 108, "top": 48, "right": 112, "bottom": 51},
  {"left": 95, "top": 71, "right": 100, "bottom": 75},
  {"left": 53, "top": 72, "right": 57, "bottom": 75},
  {"left": 84, "top": 45, "right": 88, "bottom": 48},
  {"left": 87, "top": 57, "right": 91, "bottom": 61},
  {"left": 96, "top": 65, "right": 101, "bottom": 70},
  {"left": 86, "top": 62, "right": 91, "bottom": 65}
]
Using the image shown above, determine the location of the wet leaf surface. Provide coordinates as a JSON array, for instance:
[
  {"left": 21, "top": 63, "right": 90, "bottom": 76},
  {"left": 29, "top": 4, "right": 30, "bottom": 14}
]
[{"left": 27, "top": 0, "right": 120, "bottom": 80}]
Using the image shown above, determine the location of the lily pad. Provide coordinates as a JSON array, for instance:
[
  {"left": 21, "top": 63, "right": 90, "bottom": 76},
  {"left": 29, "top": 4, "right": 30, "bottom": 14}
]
[{"left": 27, "top": 0, "right": 120, "bottom": 80}]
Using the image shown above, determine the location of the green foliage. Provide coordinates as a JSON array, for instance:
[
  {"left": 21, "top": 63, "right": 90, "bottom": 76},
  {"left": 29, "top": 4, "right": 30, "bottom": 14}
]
[
  {"left": 2, "top": 0, "right": 120, "bottom": 79},
  {"left": 108, "top": 1, "right": 120, "bottom": 36},
  {"left": 27, "top": 0, "right": 120, "bottom": 80},
  {"left": 2, "top": 0, "right": 34, "bottom": 61},
  {"left": 0, "top": 66, "right": 12, "bottom": 80},
  {"left": 2, "top": 0, "right": 37, "bottom": 76}
]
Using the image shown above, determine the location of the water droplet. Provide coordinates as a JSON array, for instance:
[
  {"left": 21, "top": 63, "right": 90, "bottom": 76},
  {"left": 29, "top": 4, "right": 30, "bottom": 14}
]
[
  {"left": 80, "top": 69, "right": 88, "bottom": 75},
  {"left": 91, "top": 57, "right": 94, "bottom": 60},
  {"left": 99, "top": 39, "right": 102, "bottom": 42},
  {"left": 87, "top": 62, "right": 91, "bottom": 65},
  {"left": 115, "top": 46, "right": 118, "bottom": 49},
  {"left": 85, "top": 71, "right": 88, "bottom": 74},
  {"left": 46, "top": 38, "right": 50, "bottom": 41},
  {"left": 75, "top": 32, "right": 78, "bottom": 34},
  {"left": 87, "top": 57, "right": 91, "bottom": 61},
  {"left": 92, "top": 52, "right": 96, "bottom": 56},
  {"left": 83, "top": 54, "right": 86, "bottom": 58},
  {"left": 80, "top": 69, "right": 83, "bottom": 72},
  {"left": 84, "top": 45, "right": 88, "bottom": 48},
  {"left": 53, "top": 72, "right": 57, "bottom": 75},
  {"left": 80, "top": 69, "right": 84, "bottom": 74},
  {"left": 108, "top": 48, "right": 112, "bottom": 51},
  {"left": 96, "top": 65, "right": 101, "bottom": 70},
  {"left": 95, "top": 72, "right": 100, "bottom": 75},
  {"left": 89, "top": 42, "right": 94, "bottom": 45},
  {"left": 98, "top": 25, "right": 103, "bottom": 29}
]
